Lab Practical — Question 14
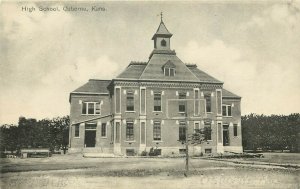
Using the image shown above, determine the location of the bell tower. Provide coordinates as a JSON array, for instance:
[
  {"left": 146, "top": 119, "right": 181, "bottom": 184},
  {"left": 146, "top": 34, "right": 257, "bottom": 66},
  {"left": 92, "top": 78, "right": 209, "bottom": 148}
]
[{"left": 152, "top": 12, "right": 173, "bottom": 50}]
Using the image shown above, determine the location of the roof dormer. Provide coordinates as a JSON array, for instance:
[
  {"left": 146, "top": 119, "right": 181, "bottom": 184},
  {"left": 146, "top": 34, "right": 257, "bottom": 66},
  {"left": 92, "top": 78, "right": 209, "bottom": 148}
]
[{"left": 163, "top": 60, "right": 176, "bottom": 76}]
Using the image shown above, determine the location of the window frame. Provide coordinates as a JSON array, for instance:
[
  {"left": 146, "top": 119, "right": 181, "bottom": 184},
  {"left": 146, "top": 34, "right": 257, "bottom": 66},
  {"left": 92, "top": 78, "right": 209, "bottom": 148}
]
[
  {"left": 179, "top": 121, "right": 186, "bottom": 141},
  {"left": 178, "top": 93, "right": 186, "bottom": 113},
  {"left": 82, "top": 102, "right": 101, "bottom": 115},
  {"left": 153, "top": 93, "right": 162, "bottom": 112},
  {"left": 126, "top": 122, "right": 134, "bottom": 141},
  {"left": 74, "top": 124, "right": 80, "bottom": 138},
  {"left": 161, "top": 39, "right": 167, "bottom": 47},
  {"left": 101, "top": 123, "right": 107, "bottom": 138},
  {"left": 222, "top": 105, "right": 232, "bottom": 117},
  {"left": 204, "top": 93, "right": 212, "bottom": 113},
  {"left": 126, "top": 91, "right": 135, "bottom": 111},
  {"left": 153, "top": 121, "right": 162, "bottom": 141},
  {"left": 164, "top": 68, "right": 176, "bottom": 77},
  {"left": 204, "top": 123, "right": 212, "bottom": 141},
  {"left": 233, "top": 124, "right": 238, "bottom": 137}
]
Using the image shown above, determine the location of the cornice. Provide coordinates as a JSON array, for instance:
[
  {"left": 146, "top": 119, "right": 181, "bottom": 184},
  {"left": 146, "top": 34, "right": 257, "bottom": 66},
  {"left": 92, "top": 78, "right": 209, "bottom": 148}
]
[{"left": 113, "top": 80, "right": 222, "bottom": 90}]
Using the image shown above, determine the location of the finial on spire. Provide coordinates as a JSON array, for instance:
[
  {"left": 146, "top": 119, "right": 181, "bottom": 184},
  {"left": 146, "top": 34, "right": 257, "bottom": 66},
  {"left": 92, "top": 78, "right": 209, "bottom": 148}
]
[{"left": 160, "top": 12, "right": 163, "bottom": 22}]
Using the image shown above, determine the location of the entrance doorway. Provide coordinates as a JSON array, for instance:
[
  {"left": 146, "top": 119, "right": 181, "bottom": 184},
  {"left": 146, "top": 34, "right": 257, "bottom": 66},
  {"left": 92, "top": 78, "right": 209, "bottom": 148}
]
[
  {"left": 85, "top": 123, "right": 97, "bottom": 147},
  {"left": 85, "top": 130, "right": 96, "bottom": 147}
]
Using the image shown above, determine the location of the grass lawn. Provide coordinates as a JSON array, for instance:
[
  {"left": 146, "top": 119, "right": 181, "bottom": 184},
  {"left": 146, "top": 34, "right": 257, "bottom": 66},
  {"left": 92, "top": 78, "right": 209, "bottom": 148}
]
[{"left": 1, "top": 153, "right": 299, "bottom": 189}]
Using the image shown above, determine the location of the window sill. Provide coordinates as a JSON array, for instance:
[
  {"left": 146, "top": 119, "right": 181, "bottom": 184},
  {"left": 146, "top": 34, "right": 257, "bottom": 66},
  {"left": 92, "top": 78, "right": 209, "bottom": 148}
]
[
  {"left": 124, "top": 140, "right": 136, "bottom": 143},
  {"left": 101, "top": 137, "right": 107, "bottom": 139},
  {"left": 81, "top": 114, "right": 101, "bottom": 116},
  {"left": 223, "top": 116, "right": 233, "bottom": 118},
  {"left": 153, "top": 111, "right": 163, "bottom": 113},
  {"left": 125, "top": 111, "right": 136, "bottom": 113},
  {"left": 206, "top": 112, "right": 213, "bottom": 114},
  {"left": 74, "top": 137, "right": 80, "bottom": 139},
  {"left": 152, "top": 140, "right": 163, "bottom": 143}
]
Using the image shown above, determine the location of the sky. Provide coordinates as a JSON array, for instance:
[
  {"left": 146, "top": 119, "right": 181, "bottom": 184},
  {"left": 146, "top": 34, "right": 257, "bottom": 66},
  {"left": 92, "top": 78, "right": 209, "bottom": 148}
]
[{"left": 1, "top": 1, "right": 300, "bottom": 125}]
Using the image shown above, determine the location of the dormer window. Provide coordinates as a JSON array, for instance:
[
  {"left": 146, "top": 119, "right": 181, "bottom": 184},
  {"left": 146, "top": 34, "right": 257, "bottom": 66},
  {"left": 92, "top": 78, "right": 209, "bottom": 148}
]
[
  {"left": 161, "top": 39, "right": 166, "bottom": 47},
  {"left": 163, "top": 60, "right": 176, "bottom": 77},
  {"left": 164, "top": 68, "right": 175, "bottom": 76}
]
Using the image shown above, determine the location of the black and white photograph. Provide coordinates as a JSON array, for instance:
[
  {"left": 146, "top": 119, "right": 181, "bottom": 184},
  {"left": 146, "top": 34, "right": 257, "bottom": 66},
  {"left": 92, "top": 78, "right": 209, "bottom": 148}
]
[{"left": 0, "top": 1, "right": 299, "bottom": 188}]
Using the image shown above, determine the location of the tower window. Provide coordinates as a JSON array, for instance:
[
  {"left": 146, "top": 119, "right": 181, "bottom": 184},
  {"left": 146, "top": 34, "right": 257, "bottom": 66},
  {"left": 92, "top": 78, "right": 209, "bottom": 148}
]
[{"left": 161, "top": 39, "right": 166, "bottom": 47}]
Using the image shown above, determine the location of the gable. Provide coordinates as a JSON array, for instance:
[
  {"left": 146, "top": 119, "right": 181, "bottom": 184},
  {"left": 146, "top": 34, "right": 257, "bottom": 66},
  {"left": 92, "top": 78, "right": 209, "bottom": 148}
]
[{"left": 139, "top": 54, "right": 199, "bottom": 81}]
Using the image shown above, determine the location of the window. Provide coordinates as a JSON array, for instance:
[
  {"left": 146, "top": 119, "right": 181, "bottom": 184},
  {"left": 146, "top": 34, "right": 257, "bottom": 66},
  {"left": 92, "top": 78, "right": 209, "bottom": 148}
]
[
  {"left": 205, "top": 148, "right": 212, "bottom": 154},
  {"left": 126, "top": 92, "right": 134, "bottom": 111},
  {"left": 194, "top": 122, "right": 200, "bottom": 133},
  {"left": 179, "top": 122, "right": 186, "bottom": 141},
  {"left": 216, "top": 90, "right": 222, "bottom": 115},
  {"left": 126, "top": 149, "right": 135, "bottom": 156},
  {"left": 179, "top": 93, "right": 186, "bottom": 113},
  {"left": 126, "top": 122, "right": 134, "bottom": 141},
  {"left": 101, "top": 123, "right": 106, "bottom": 137},
  {"left": 75, "top": 125, "right": 79, "bottom": 137},
  {"left": 153, "top": 121, "right": 161, "bottom": 141},
  {"left": 140, "top": 89, "right": 146, "bottom": 114},
  {"left": 115, "top": 122, "right": 120, "bottom": 143},
  {"left": 179, "top": 149, "right": 186, "bottom": 154},
  {"left": 222, "top": 105, "right": 232, "bottom": 116},
  {"left": 194, "top": 89, "right": 199, "bottom": 115},
  {"left": 161, "top": 39, "right": 166, "bottom": 47},
  {"left": 234, "top": 124, "right": 238, "bottom": 136},
  {"left": 164, "top": 68, "right": 175, "bottom": 76},
  {"left": 140, "top": 122, "right": 146, "bottom": 144},
  {"left": 154, "top": 93, "right": 161, "bottom": 111},
  {"left": 204, "top": 94, "right": 212, "bottom": 112},
  {"left": 115, "top": 88, "right": 121, "bottom": 113},
  {"left": 204, "top": 123, "right": 212, "bottom": 140},
  {"left": 218, "top": 123, "right": 222, "bottom": 143},
  {"left": 82, "top": 102, "right": 100, "bottom": 115},
  {"left": 85, "top": 123, "right": 97, "bottom": 130}
]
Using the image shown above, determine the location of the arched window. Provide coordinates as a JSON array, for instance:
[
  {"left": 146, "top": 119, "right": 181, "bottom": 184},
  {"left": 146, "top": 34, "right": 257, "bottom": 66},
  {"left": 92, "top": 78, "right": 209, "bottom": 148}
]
[{"left": 161, "top": 39, "right": 167, "bottom": 47}]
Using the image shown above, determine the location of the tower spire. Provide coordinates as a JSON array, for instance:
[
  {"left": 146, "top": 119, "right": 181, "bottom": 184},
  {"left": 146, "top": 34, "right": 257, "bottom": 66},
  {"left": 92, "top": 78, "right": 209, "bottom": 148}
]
[{"left": 160, "top": 12, "right": 163, "bottom": 22}]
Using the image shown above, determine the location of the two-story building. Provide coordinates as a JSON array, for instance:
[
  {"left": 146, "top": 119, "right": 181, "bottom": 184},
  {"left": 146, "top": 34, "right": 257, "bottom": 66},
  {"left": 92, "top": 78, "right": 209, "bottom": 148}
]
[{"left": 68, "top": 18, "right": 242, "bottom": 156}]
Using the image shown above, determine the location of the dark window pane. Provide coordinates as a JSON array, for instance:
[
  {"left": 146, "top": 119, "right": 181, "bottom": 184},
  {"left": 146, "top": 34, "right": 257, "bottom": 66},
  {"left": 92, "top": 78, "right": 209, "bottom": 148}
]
[
  {"left": 88, "top": 103, "right": 94, "bottom": 114},
  {"left": 179, "top": 93, "right": 186, "bottom": 113},
  {"left": 115, "top": 122, "right": 120, "bottom": 143},
  {"left": 95, "top": 102, "right": 101, "bottom": 114},
  {"left": 234, "top": 124, "right": 238, "bottom": 136},
  {"left": 126, "top": 122, "right": 134, "bottom": 141},
  {"left": 170, "top": 68, "right": 175, "bottom": 76},
  {"left": 141, "top": 122, "right": 145, "bottom": 144},
  {"left": 222, "top": 105, "right": 227, "bottom": 116},
  {"left": 217, "top": 91, "right": 222, "bottom": 114},
  {"left": 75, "top": 125, "right": 79, "bottom": 137},
  {"left": 165, "top": 68, "right": 170, "bottom": 76},
  {"left": 204, "top": 94, "right": 211, "bottom": 112},
  {"left": 161, "top": 39, "right": 166, "bottom": 47},
  {"left": 228, "top": 106, "right": 232, "bottom": 116},
  {"left": 116, "top": 88, "right": 121, "bottom": 113},
  {"left": 153, "top": 121, "right": 161, "bottom": 141},
  {"left": 204, "top": 124, "right": 212, "bottom": 140},
  {"left": 82, "top": 102, "right": 87, "bottom": 114},
  {"left": 126, "top": 92, "right": 134, "bottom": 111},
  {"left": 101, "top": 123, "right": 106, "bottom": 137},
  {"left": 179, "top": 122, "right": 186, "bottom": 141},
  {"left": 154, "top": 93, "right": 161, "bottom": 111},
  {"left": 141, "top": 89, "right": 146, "bottom": 114}
]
